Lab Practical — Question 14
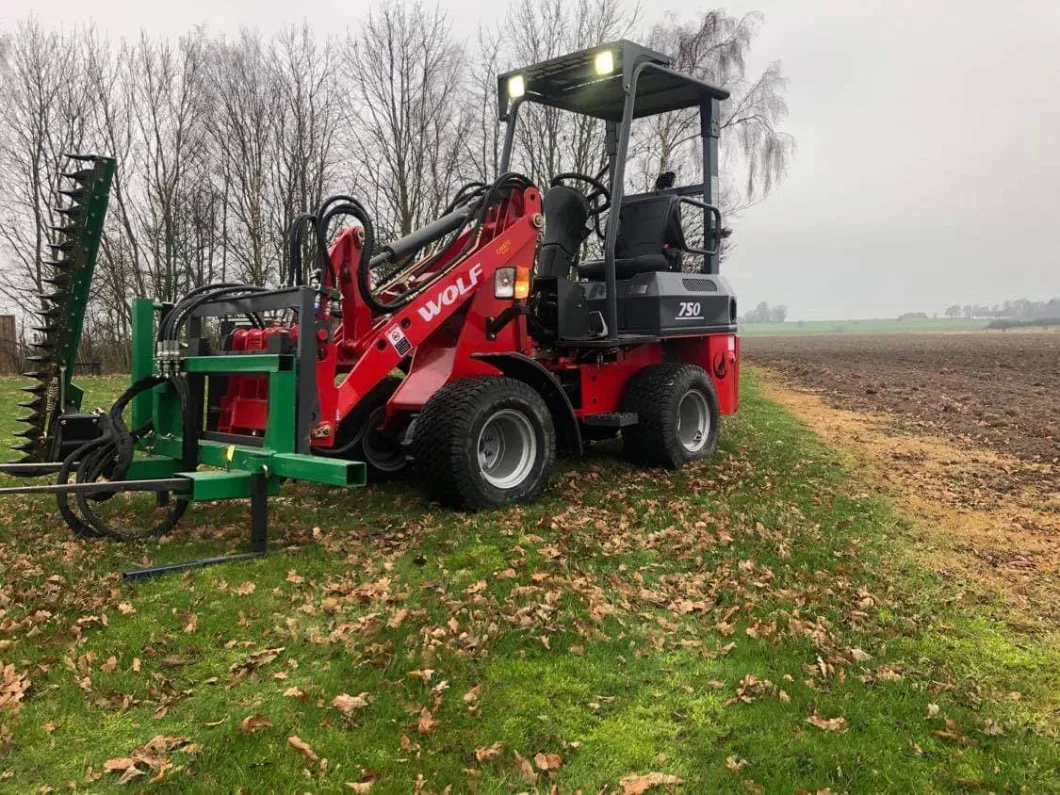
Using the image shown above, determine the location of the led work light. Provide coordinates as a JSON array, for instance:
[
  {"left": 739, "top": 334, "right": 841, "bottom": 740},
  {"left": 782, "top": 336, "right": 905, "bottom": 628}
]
[
  {"left": 594, "top": 50, "right": 614, "bottom": 75},
  {"left": 507, "top": 74, "right": 526, "bottom": 99}
]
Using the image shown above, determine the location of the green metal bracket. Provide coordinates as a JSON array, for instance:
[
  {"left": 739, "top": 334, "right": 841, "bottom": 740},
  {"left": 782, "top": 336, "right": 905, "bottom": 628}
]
[
  {"left": 130, "top": 297, "right": 157, "bottom": 429},
  {"left": 182, "top": 354, "right": 291, "bottom": 374},
  {"left": 125, "top": 455, "right": 177, "bottom": 480},
  {"left": 178, "top": 470, "right": 281, "bottom": 501}
]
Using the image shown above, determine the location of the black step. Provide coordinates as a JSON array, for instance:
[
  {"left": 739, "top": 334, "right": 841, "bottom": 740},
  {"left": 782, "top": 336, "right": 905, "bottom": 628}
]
[
  {"left": 561, "top": 333, "right": 660, "bottom": 349},
  {"left": 582, "top": 411, "right": 639, "bottom": 428}
]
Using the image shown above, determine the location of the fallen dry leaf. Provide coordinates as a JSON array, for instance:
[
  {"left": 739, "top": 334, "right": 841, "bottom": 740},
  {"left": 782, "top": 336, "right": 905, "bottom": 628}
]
[
  {"left": 463, "top": 684, "right": 482, "bottom": 705},
  {"left": 726, "top": 756, "right": 748, "bottom": 773},
  {"left": 233, "top": 581, "right": 256, "bottom": 596},
  {"left": 288, "top": 735, "right": 318, "bottom": 762},
  {"left": 512, "top": 751, "right": 536, "bottom": 782},
  {"left": 283, "top": 686, "right": 306, "bottom": 699},
  {"left": 346, "top": 783, "right": 373, "bottom": 793},
  {"left": 103, "top": 757, "right": 138, "bottom": 772},
  {"left": 333, "top": 692, "right": 371, "bottom": 714},
  {"left": 239, "top": 714, "right": 272, "bottom": 733},
  {"left": 118, "top": 766, "right": 145, "bottom": 785},
  {"left": 475, "top": 741, "right": 504, "bottom": 762},
  {"left": 981, "top": 719, "right": 1005, "bottom": 736},
  {"left": 806, "top": 712, "right": 848, "bottom": 732},
  {"left": 534, "top": 752, "right": 562, "bottom": 770},
  {"left": 286, "top": 570, "right": 305, "bottom": 584},
  {"left": 619, "top": 771, "right": 686, "bottom": 794},
  {"left": 0, "top": 663, "right": 31, "bottom": 712},
  {"left": 416, "top": 707, "right": 437, "bottom": 734}
]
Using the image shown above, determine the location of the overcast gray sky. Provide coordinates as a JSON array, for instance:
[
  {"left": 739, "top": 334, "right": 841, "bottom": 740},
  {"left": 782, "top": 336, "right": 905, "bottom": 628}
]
[{"left": 7, "top": 0, "right": 1060, "bottom": 320}]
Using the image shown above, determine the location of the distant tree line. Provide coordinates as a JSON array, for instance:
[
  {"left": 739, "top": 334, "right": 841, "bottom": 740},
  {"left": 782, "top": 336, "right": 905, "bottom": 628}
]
[
  {"left": 0, "top": 3, "right": 794, "bottom": 370},
  {"left": 740, "top": 301, "right": 787, "bottom": 323},
  {"left": 943, "top": 298, "right": 1060, "bottom": 320}
]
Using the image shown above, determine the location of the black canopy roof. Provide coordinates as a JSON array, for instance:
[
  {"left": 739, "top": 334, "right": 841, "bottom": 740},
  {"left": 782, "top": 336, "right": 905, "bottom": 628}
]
[{"left": 497, "top": 39, "right": 729, "bottom": 122}]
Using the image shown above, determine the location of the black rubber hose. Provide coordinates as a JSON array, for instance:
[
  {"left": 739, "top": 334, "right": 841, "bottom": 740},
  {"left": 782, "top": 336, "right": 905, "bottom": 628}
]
[
  {"left": 159, "top": 282, "right": 250, "bottom": 339},
  {"left": 316, "top": 200, "right": 374, "bottom": 288},
  {"left": 56, "top": 375, "right": 191, "bottom": 541},
  {"left": 443, "top": 182, "right": 488, "bottom": 215},
  {"left": 161, "top": 284, "right": 271, "bottom": 344},
  {"left": 357, "top": 173, "right": 533, "bottom": 315},
  {"left": 287, "top": 212, "right": 319, "bottom": 287}
]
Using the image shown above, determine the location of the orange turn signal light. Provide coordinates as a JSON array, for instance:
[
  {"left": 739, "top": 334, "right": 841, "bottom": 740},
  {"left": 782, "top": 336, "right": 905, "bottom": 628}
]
[{"left": 514, "top": 266, "right": 531, "bottom": 300}]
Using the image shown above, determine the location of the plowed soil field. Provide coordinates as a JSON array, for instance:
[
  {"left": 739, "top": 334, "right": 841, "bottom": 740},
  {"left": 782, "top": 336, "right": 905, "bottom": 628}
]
[{"left": 744, "top": 331, "right": 1059, "bottom": 623}]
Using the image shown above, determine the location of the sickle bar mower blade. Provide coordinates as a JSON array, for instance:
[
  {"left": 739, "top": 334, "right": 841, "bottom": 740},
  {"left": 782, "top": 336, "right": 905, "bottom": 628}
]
[{"left": 13, "top": 154, "right": 115, "bottom": 467}]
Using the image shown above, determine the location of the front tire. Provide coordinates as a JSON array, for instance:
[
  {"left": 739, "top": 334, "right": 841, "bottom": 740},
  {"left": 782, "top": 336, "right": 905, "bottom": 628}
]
[
  {"left": 412, "top": 377, "right": 556, "bottom": 509},
  {"left": 622, "top": 364, "right": 720, "bottom": 469}
]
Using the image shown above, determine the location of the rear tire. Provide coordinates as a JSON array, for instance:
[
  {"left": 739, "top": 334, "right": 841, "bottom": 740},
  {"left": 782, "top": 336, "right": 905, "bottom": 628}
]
[
  {"left": 412, "top": 377, "right": 556, "bottom": 509},
  {"left": 622, "top": 363, "right": 719, "bottom": 469}
]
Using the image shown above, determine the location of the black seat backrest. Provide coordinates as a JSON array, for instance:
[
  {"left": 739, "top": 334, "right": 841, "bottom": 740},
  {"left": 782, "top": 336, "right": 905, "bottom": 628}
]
[
  {"left": 615, "top": 194, "right": 687, "bottom": 260},
  {"left": 536, "top": 185, "right": 591, "bottom": 281}
]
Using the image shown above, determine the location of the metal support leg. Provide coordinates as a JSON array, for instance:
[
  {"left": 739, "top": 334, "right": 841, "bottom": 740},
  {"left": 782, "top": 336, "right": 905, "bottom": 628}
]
[
  {"left": 250, "top": 472, "right": 268, "bottom": 553},
  {"left": 122, "top": 474, "right": 270, "bottom": 580}
]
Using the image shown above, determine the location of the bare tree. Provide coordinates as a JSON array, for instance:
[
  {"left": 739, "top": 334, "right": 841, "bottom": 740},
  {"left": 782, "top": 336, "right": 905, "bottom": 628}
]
[
  {"left": 0, "top": 20, "right": 93, "bottom": 314},
  {"left": 206, "top": 30, "right": 280, "bottom": 285},
  {"left": 270, "top": 24, "right": 343, "bottom": 280},
  {"left": 642, "top": 12, "right": 794, "bottom": 214},
  {"left": 128, "top": 30, "right": 213, "bottom": 300},
  {"left": 343, "top": 3, "right": 472, "bottom": 239}
]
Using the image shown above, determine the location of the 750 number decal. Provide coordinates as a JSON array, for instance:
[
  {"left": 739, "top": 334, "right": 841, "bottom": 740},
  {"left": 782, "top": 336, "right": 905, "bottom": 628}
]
[{"left": 677, "top": 301, "right": 702, "bottom": 318}]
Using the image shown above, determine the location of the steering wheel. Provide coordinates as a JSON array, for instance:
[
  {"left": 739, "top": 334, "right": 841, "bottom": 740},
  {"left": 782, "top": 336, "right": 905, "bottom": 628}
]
[{"left": 550, "top": 172, "right": 611, "bottom": 216}]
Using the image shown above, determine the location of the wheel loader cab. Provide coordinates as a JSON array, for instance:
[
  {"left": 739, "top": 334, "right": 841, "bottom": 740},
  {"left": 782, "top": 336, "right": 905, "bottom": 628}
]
[{"left": 499, "top": 40, "right": 737, "bottom": 343}]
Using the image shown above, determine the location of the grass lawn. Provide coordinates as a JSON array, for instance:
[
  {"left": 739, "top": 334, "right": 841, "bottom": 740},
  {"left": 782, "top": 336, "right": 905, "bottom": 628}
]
[
  {"left": 0, "top": 372, "right": 1056, "bottom": 792},
  {"left": 740, "top": 318, "right": 987, "bottom": 336}
]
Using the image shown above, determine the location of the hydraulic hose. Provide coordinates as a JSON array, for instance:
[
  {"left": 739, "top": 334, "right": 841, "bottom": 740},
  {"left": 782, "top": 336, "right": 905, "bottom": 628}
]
[
  {"left": 56, "top": 374, "right": 190, "bottom": 540},
  {"left": 358, "top": 172, "right": 534, "bottom": 315}
]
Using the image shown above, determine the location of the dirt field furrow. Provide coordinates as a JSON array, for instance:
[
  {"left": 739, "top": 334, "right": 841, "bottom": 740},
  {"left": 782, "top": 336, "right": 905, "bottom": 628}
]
[{"left": 744, "top": 331, "right": 1059, "bottom": 625}]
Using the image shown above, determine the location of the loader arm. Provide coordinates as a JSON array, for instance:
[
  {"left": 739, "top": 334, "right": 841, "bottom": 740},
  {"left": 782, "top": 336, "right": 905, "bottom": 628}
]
[{"left": 317, "top": 195, "right": 543, "bottom": 440}]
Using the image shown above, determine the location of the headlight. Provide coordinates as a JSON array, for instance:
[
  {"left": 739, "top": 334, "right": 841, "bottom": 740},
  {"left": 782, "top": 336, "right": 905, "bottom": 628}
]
[
  {"left": 494, "top": 267, "right": 516, "bottom": 298},
  {"left": 494, "top": 266, "right": 531, "bottom": 300}
]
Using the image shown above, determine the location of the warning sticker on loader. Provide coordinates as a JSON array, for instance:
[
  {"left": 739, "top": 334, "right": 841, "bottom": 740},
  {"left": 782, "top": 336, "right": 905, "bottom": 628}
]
[{"left": 385, "top": 324, "right": 412, "bottom": 356}]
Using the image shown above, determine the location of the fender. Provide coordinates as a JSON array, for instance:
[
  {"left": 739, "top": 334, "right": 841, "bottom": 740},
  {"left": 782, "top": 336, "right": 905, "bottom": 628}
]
[{"left": 471, "top": 352, "right": 582, "bottom": 455}]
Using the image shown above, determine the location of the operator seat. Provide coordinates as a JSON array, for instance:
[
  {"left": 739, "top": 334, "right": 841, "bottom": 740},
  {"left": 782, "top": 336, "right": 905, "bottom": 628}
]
[{"left": 577, "top": 192, "right": 686, "bottom": 280}]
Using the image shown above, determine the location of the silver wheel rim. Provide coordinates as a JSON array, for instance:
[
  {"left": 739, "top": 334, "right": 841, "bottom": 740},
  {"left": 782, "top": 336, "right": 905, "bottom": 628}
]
[
  {"left": 677, "top": 389, "right": 710, "bottom": 453},
  {"left": 477, "top": 409, "right": 537, "bottom": 489}
]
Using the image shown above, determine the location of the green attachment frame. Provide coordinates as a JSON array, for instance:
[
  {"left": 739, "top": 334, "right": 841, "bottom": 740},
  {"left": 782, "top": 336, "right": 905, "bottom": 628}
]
[{"left": 128, "top": 301, "right": 366, "bottom": 501}]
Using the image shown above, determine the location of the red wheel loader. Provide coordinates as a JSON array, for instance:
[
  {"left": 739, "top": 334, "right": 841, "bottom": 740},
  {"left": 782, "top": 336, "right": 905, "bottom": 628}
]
[{"left": 2, "top": 40, "right": 738, "bottom": 575}]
